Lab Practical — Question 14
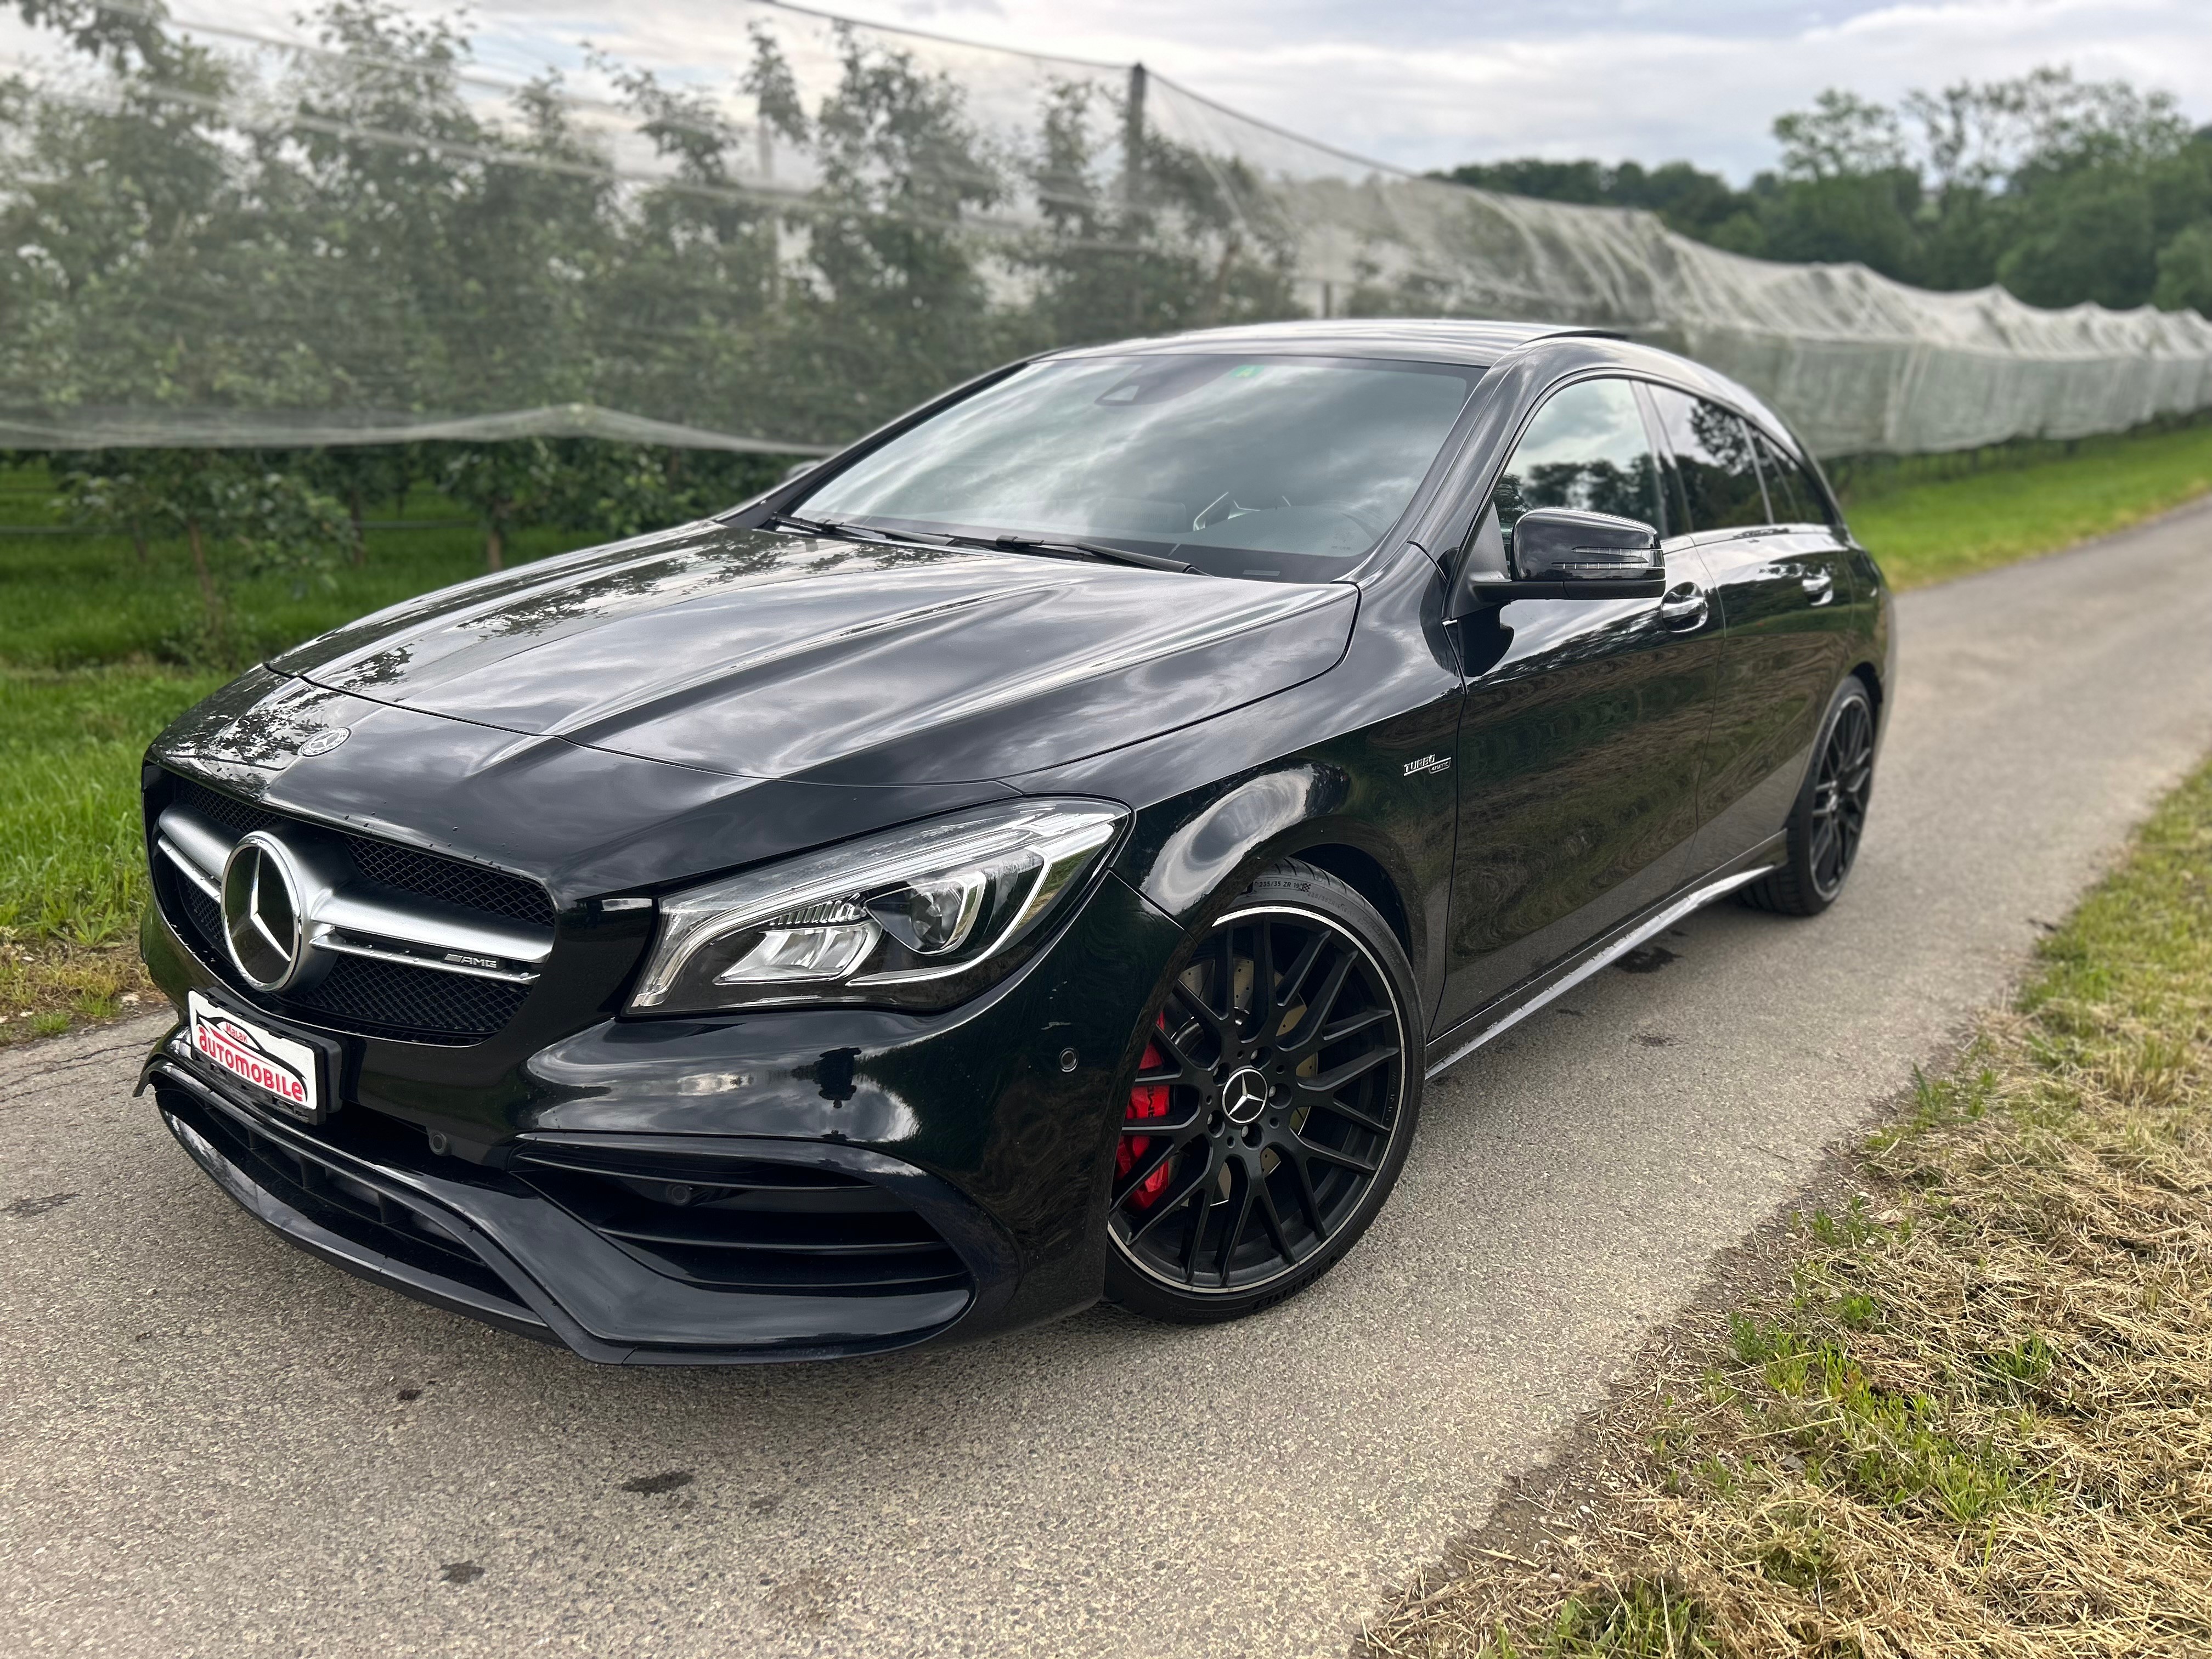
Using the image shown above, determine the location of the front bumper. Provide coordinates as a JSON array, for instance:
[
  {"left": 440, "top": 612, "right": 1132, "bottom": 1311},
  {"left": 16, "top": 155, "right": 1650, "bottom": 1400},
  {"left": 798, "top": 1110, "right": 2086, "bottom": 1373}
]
[
  {"left": 146, "top": 1045, "right": 1007, "bottom": 1362},
  {"left": 140, "top": 870, "right": 1187, "bottom": 1364}
]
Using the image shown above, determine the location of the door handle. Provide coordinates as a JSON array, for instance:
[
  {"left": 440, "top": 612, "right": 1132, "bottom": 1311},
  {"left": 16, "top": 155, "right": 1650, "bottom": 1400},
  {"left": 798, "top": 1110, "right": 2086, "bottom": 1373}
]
[
  {"left": 1658, "top": 584, "right": 1708, "bottom": 631},
  {"left": 1801, "top": 569, "right": 1835, "bottom": 603}
]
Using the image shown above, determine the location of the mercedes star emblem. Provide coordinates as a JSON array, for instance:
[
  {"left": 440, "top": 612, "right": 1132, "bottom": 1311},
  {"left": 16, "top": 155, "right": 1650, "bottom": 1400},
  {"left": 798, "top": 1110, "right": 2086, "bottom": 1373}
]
[
  {"left": 221, "top": 832, "right": 308, "bottom": 991},
  {"left": 297, "top": 726, "right": 351, "bottom": 758},
  {"left": 1221, "top": 1066, "right": 1269, "bottom": 1125}
]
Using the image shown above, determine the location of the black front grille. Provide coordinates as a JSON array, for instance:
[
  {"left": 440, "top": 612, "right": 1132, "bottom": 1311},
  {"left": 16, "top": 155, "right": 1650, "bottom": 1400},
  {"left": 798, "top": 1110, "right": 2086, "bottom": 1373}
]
[
  {"left": 290, "top": 956, "right": 527, "bottom": 1041},
  {"left": 160, "top": 1083, "right": 530, "bottom": 1318},
  {"left": 344, "top": 838, "right": 557, "bottom": 930},
  {"left": 176, "top": 781, "right": 275, "bottom": 837},
  {"left": 156, "top": 774, "right": 548, "bottom": 1045},
  {"left": 514, "top": 1145, "right": 973, "bottom": 1299},
  {"left": 168, "top": 778, "right": 556, "bottom": 930}
]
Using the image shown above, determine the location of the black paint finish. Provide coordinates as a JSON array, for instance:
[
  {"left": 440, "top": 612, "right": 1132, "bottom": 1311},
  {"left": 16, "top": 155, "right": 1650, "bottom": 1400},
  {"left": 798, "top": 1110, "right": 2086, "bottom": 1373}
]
[{"left": 138, "top": 319, "right": 1891, "bottom": 1363}]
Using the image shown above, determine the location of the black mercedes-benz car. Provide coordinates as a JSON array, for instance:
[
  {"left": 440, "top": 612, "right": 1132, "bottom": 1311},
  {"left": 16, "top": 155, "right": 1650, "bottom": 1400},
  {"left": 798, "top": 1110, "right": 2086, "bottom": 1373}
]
[{"left": 138, "top": 320, "right": 1891, "bottom": 1363}]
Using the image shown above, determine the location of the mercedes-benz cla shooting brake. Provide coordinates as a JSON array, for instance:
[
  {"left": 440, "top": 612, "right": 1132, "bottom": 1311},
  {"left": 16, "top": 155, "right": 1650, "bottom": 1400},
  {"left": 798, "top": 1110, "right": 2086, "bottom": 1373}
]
[{"left": 139, "top": 320, "right": 1892, "bottom": 1363}]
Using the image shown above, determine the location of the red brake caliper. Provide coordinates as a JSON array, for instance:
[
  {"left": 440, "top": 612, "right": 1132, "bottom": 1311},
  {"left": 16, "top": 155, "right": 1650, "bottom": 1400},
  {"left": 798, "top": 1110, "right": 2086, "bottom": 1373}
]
[{"left": 1117, "top": 1019, "right": 1174, "bottom": 1208}]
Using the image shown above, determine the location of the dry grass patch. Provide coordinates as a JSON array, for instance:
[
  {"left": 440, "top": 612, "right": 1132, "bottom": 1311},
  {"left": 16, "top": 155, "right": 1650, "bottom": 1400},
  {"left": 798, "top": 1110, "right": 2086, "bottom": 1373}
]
[
  {"left": 1363, "top": 757, "right": 2212, "bottom": 1659},
  {"left": 0, "top": 936, "right": 156, "bottom": 1046}
]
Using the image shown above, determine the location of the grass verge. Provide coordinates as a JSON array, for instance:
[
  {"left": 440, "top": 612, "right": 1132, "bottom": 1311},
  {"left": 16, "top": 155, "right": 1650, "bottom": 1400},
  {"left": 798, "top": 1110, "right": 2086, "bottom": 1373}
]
[
  {"left": 1846, "top": 419, "right": 2212, "bottom": 591},
  {"left": 1361, "top": 754, "right": 2212, "bottom": 1657},
  {"left": 0, "top": 938, "right": 155, "bottom": 1045},
  {"left": 0, "top": 463, "right": 607, "bottom": 672},
  {"left": 0, "top": 668, "right": 222, "bottom": 1046}
]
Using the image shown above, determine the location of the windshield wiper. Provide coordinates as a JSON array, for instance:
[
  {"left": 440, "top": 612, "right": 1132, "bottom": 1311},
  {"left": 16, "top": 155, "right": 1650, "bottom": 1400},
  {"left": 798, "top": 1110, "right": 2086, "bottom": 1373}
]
[
  {"left": 765, "top": 512, "right": 891, "bottom": 544},
  {"left": 950, "top": 533, "right": 1199, "bottom": 575}
]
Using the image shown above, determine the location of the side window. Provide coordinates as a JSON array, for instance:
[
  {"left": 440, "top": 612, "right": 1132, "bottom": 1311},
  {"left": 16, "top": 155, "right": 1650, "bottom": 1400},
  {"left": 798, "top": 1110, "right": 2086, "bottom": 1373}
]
[
  {"left": 1750, "top": 430, "right": 1827, "bottom": 526},
  {"left": 1489, "top": 378, "right": 1664, "bottom": 560},
  {"left": 1647, "top": 386, "right": 1767, "bottom": 531}
]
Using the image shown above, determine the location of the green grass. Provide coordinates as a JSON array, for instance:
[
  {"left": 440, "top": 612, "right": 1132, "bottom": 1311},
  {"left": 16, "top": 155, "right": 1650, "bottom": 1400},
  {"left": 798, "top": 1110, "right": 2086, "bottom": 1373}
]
[
  {"left": 0, "top": 461, "right": 613, "bottom": 1037},
  {"left": 1364, "top": 758, "right": 2212, "bottom": 1656},
  {"left": 0, "top": 462, "right": 605, "bottom": 670},
  {"left": 0, "top": 668, "right": 226, "bottom": 945},
  {"left": 1846, "top": 419, "right": 2212, "bottom": 590}
]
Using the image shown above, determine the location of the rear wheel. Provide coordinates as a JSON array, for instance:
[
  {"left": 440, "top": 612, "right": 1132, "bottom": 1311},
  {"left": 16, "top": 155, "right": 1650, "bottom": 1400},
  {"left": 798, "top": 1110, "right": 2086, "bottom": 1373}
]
[
  {"left": 1742, "top": 678, "right": 1876, "bottom": 916},
  {"left": 1104, "top": 861, "right": 1420, "bottom": 1324}
]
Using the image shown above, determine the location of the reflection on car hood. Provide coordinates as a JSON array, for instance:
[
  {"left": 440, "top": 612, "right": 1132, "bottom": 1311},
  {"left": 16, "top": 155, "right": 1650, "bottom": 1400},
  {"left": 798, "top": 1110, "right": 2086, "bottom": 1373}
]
[{"left": 271, "top": 522, "right": 1357, "bottom": 786}]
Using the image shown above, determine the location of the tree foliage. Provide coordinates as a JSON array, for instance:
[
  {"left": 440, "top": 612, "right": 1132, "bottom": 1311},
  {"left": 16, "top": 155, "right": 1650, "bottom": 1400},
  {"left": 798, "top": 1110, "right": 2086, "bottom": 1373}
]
[
  {"left": 0, "top": 1, "right": 1275, "bottom": 453},
  {"left": 1438, "top": 66, "right": 2212, "bottom": 313}
]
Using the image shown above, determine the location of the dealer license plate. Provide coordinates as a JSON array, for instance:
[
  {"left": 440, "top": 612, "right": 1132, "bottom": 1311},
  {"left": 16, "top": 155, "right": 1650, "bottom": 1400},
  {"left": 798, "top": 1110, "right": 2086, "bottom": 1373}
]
[{"left": 187, "top": 991, "right": 326, "bottom": 1124}]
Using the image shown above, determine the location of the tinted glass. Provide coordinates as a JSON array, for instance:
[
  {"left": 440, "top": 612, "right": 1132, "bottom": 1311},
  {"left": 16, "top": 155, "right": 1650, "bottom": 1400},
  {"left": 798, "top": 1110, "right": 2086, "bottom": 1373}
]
[
  {"left": 1751, "top": 430, "right": 1826, "bottom": 524},
  {"left": 1647, "top": 386, "right": 1767, "bottom": 531},
  {"left": 1489, "top": 378, "right": 1663, "bottom": 560},
  {"left": 801, "top": 354, "right": 1476, "bottom": 582}
]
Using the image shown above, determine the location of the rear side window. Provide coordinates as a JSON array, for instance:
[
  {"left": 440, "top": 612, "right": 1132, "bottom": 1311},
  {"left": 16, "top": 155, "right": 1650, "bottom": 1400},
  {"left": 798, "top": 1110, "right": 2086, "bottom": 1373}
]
[
  {"left": 1489, "top": 377, "right": 1665, "bottom": 558},
  {"left": 1750, "top": 430, "right": 1829, "bottom": 526},
  {"left": 1647, "top": 385, "right": 1767, "bottom": 531}
]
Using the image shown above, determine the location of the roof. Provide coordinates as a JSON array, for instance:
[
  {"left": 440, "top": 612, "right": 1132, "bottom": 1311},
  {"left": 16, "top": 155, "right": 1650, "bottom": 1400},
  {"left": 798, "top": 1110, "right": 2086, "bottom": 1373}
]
[{"left": 1047, "top": 318, "right": 1612, "bottom": 368}]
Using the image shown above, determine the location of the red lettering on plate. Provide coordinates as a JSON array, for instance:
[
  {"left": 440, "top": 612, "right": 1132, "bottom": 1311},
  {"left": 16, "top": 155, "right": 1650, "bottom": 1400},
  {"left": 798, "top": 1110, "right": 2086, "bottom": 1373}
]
[{"left": 195, "top": 1019, "right": 308, "bottom": 1103}]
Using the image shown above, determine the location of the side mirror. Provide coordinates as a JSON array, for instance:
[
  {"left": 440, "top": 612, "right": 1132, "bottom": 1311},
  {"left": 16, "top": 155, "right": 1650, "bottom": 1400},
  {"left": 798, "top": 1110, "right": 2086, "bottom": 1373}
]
[
  {"left": 1456, "top": 507, "right": 1666, "bottom": 609},
  {"left": 1511, "top": 507, "right": 1661, "bottom": 583}
]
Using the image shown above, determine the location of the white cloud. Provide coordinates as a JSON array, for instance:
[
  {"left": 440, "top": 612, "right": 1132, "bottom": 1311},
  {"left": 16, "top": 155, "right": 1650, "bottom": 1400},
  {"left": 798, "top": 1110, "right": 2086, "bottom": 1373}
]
[
  {"left": 5, "top": 0, "right": 2203, "bottom": 179},
  {"left": 735, "top": 0, "right": 2212, "bottom": 177}
]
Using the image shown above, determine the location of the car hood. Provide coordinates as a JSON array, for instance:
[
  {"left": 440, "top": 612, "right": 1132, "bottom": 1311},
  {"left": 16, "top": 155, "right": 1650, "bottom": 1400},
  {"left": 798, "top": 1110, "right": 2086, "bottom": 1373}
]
[{"left": 272, "top": 522, "right": 1357, "bottom": 786}]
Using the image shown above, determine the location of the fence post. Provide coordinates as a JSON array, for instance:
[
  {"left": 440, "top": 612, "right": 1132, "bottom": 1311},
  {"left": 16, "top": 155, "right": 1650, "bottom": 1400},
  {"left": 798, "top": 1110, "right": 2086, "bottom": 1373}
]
[{"left": 1124, "top": 62, "right": 1147, "bottom": 326}]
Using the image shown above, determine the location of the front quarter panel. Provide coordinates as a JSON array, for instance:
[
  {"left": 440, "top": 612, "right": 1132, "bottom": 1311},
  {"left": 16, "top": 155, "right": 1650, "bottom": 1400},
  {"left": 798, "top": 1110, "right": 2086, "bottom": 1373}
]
[{"left": 1009, "top": 547, "right": 1464, "bottom": 1024}]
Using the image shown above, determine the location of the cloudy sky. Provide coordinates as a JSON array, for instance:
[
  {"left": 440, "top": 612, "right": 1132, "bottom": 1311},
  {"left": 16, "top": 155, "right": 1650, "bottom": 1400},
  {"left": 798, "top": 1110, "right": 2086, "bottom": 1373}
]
[
  {"left": 458, "top": 0, "right": 2211, "bottom": 179},
  {"left": 12, "top": 0, "right": 2209, "bottom": 180}
]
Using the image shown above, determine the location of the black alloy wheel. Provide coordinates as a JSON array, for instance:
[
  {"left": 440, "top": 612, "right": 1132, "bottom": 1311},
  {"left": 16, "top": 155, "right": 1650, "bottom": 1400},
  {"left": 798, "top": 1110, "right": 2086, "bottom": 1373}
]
[
  {"left": 1745, "top": 678, "right": 1877, "bottom": 917},
  {"left": 1104, "top": 861, "right": 1420, "bottom": 1323}
]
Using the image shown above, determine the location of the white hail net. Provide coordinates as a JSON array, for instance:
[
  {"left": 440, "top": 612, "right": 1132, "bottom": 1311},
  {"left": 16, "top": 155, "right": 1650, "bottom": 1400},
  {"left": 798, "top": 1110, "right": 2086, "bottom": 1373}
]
[{"left": 3, "top": 0, "right": 2208, "bottom": 457}]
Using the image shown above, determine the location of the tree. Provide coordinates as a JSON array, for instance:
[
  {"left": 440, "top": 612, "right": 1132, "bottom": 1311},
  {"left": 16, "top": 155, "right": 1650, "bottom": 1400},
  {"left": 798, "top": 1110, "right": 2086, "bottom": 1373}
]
[
  {"left": 441, "top": 441, "right": 557, "bottom": 571},
  {"left": 56, "top": 451, "right": 158, "bottom": 563},
  {"left": 1429, "top": 65, "right": 2210, "bottom": 312},
  {"left": 1430, "top": 156, "right": 1759, "bottom": 249},
  {"left": 1757, "top": 169, "right": 1925, "bottom": 279},
  {"left": 224, "top": 467, "right": 353, "bottom": 599},
  {"left": 299, "top": 446, "right": 413, "bottom": 566},
  {"left": 59, "top": 449, "right": 348, "bottom": 657},
  {"left": 2154, "top": 222, "right": 2212, "bottom": 313},
  {"left": 1774, "top": 90, "right": 1909, "bottom": 180},
  {"left": 1997, "top": 172, "right": 2160, "bottom": 309}
]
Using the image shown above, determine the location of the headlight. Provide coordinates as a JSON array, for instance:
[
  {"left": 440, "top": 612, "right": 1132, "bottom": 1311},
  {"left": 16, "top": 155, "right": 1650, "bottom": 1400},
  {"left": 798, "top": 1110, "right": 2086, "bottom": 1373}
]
[{"left": 627, "top": 798, "right": 1126, "bottom": 1015}]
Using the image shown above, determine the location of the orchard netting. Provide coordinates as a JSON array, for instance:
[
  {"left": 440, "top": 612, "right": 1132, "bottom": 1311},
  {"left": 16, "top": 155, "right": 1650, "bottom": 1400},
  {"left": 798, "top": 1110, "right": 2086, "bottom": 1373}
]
[{"left": 4, "top": 0, "right": 2210, "bottom": 459}]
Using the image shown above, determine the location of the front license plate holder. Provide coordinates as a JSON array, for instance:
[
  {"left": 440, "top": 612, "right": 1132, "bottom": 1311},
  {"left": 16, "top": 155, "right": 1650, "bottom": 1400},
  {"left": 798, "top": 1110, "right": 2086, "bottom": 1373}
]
[{"left": 186, "top": 990, "right": 340, "bottom": 1125}]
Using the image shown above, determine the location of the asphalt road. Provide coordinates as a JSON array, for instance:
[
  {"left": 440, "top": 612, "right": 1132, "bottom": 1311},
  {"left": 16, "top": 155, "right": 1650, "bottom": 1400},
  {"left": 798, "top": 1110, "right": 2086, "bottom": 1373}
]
[{"left": 7, "top": 501, "right": 2212, "bottom": 1658}]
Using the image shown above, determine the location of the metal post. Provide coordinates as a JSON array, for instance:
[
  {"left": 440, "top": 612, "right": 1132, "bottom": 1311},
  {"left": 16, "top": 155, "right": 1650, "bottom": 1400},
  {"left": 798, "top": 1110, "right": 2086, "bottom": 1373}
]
[
  {"left": 1124, "top": 63, "right": 1147, "bottom": 327},
  {"left": 1122, "top": 63, "right": 1147, "bottom": 216},
  {"left": 758, "top": 125, "right": 781, "bottom": 305}
]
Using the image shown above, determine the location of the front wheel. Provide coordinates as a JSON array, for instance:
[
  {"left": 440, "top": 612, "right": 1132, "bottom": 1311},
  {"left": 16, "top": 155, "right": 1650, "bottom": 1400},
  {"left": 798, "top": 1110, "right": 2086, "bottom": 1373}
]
[
  {"left": 1742, "top": 676, "right": 1876, "bottom": 916},
  {"left": 1103, "top": 860, "right": 1421, "bottom": 1324}
]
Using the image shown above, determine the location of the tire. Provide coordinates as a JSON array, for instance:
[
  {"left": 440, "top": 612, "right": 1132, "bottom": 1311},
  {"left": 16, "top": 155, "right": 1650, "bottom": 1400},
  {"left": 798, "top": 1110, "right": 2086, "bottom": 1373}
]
[
  {"left": 1103, "top": 859, "right": 1422, "bottom": 1324},
  {"left": 1741, "top": 676, "right": 1877, "bottom": 917}
]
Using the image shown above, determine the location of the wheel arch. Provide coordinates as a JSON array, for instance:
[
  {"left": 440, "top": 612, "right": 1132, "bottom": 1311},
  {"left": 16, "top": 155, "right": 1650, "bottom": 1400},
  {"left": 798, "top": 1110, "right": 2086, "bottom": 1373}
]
[
  {"left": 1849, "top": 659, "right": 1882, "bottom": 713},
  {"left": 1281, "top": 841, "right": 1411, "bottom": 958},
  {"left": 1848, "top": 658, "right": 1887, "bottom": 744},
  {"left": 1128, "top": 763, "right": 1429, "bottom": 997}
]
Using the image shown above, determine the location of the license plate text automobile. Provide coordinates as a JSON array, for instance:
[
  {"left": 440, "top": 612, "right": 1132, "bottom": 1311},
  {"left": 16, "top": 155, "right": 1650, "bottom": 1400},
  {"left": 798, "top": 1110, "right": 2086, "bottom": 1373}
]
[{"left": 187, "top": 992, "right": 323, "bottom": 1122}]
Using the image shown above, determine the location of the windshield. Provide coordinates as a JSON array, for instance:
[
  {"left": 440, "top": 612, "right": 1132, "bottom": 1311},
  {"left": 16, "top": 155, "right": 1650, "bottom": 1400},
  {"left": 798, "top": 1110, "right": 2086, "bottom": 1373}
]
[{"left": 796, "top": 354, "right": 1479, "bottom": 582}]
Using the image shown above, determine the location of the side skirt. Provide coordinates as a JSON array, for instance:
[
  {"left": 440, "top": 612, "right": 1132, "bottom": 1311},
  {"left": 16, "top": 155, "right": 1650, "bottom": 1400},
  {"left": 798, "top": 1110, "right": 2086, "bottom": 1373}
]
[{"left": 1423, "top": 838, "right": 1783, "bottom": 1081}]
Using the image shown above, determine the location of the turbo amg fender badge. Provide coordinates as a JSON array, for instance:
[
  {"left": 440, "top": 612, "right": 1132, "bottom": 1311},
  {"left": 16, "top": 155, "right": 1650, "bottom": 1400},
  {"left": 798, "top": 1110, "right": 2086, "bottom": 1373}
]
[{"left": 1403, "top": 754, "right": 1451, "bottom": 777}]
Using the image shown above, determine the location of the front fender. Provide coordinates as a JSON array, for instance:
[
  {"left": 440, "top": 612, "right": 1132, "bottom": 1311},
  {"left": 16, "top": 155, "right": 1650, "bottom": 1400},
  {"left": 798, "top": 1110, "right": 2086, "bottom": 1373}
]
[{"left": 1003, "top": 552, "right": 1464, "bottom": 1024}]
